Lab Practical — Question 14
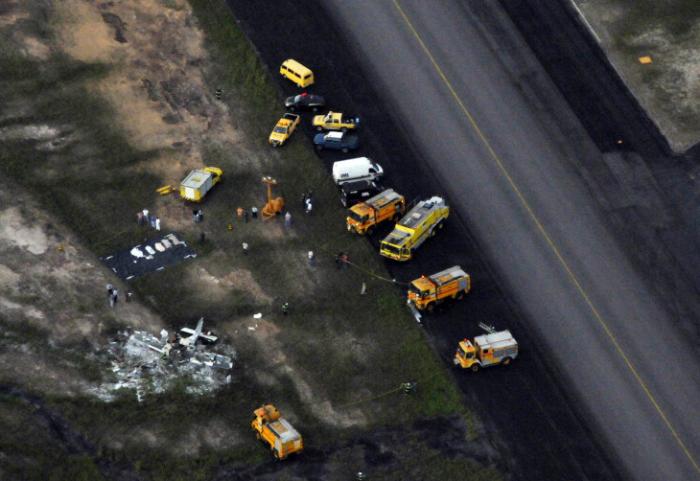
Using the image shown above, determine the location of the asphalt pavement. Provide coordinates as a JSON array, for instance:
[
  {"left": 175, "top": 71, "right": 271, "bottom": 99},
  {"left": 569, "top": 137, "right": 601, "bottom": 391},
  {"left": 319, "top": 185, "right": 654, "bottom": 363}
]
[{"left": 224, "top": 1, "right": 700, "bottom": 480}]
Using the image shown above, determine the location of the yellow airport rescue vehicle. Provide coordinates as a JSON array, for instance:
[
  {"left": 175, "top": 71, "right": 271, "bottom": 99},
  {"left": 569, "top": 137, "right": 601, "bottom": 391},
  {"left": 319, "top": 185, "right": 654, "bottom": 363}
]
[
  {"left": 269, "top": 113, "right": 301, "bottom": 147},
  {"left": 312, "top": 111, "right": 360, "bottom": 131},
  {"left": 179, "top": 167, "right": 222, "bottom": 202},
  {"left": 408, "top": 265, "right": 471, "bottom": 311},
  {"left": 346, "top": 189, "right": 405, "bottom": 235},
  {"left": 379, "top": 196, "right": 449, "bottom": 261},
  {"left": 251, "top": 404, "right": 303, "bottom": 460},
  {"left": 454, "top": 323, "right": 518, "bottom": 372}
]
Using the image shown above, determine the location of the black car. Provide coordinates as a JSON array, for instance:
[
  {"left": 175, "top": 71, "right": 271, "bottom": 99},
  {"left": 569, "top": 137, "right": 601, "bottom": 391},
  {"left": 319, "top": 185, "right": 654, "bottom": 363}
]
[
  {"left": 339, "top": 179, "right": 384, "bottom": 207},
  {"left": 284, "top": 93, "right": 326, "bottom": 112}
]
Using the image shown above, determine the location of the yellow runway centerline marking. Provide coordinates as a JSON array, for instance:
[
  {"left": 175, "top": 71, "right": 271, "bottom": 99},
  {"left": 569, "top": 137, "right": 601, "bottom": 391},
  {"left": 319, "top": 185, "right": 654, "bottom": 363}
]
[{"left": 392, "top": 0, "right": 699, "bottom": 474}]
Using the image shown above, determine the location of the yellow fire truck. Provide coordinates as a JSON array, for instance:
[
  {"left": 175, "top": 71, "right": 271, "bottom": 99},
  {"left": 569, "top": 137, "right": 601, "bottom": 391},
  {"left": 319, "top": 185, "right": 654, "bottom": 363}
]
[
  {"left": 453, "top": 324, "right": 518, "bottom": 372},
  {"left": 251, "top": 404, "right": 303, "bottom": 460},
  {"left": 408, "top": 265, "right": 471, "bottom": 311},
  {"left": 379, "top": 196, "right": 449, "bottom": 261},
  {"left": 346, "top": 189, "right": 405, "bottom": 235}
]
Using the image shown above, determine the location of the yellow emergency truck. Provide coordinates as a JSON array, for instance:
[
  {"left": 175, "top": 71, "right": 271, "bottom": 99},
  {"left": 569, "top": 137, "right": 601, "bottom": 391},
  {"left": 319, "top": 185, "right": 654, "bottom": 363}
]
[
  {"left": 346, "top": 189, "right": 405, "bottom": 235},
  {"left": 454, "top": 325, "right": 518, "bottom": 372},
  {"left": 251, "top": 404, "right": 303, "bottom": 460},
  {"left": 408, "top": 265, "right": 471, "bottom": 311},
  {"left": 379, "top": 196, "right": 449, "bottom": 261}
]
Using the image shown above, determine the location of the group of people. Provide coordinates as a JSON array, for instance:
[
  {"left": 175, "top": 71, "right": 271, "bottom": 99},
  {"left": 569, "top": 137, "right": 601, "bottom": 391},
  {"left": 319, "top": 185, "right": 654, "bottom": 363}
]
[{"left": 137, "top": 208, "right": 161, "bottom": 231}]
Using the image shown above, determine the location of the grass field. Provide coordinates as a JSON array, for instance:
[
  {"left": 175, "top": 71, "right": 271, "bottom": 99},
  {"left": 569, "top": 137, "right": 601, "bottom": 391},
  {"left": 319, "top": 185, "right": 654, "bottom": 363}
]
[{"left": 0, "top": 1, "right": 500, "bottom": 480}]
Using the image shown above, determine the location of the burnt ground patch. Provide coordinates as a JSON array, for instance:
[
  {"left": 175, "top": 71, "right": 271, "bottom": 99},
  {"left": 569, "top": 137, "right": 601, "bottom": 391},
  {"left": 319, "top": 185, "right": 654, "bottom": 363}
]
[{"left": 224, "top": 1, "right": 623, "bottom": 480}]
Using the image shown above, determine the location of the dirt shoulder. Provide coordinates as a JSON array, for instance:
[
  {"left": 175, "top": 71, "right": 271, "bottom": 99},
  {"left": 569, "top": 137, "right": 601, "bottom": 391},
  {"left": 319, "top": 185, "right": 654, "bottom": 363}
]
[{"left": 574, "top": 0, "right": 700, "bottom": 153}]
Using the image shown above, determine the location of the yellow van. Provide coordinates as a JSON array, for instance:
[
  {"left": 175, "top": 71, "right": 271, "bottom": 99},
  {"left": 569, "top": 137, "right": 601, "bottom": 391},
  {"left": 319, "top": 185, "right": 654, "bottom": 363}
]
[{"left": 280, "top": 59, "right": 314, "bottom": 88}]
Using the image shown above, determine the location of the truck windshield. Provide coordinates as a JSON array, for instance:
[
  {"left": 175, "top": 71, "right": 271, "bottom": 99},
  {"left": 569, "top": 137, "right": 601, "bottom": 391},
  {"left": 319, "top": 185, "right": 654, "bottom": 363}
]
[
  {"left": 381, "top": 243, "right": 400, "bottom": 255},
  {"left": 409, "top": 285, "right": 429, "bottom": 297},
  {"left": 460, "top": 347, "right": 473, "bottom": 359},
  {"left": 349, "top": 211, "right": 368, "bottom": 223},
  {"left": 274, "top": 127, "right": 287, "bottom": 134}
]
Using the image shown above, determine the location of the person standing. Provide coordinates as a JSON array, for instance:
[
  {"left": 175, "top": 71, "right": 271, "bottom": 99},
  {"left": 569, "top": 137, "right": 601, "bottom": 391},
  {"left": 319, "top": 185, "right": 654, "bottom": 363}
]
[{"left": 284, "top": 211, "right": 292, "bottom": 228}]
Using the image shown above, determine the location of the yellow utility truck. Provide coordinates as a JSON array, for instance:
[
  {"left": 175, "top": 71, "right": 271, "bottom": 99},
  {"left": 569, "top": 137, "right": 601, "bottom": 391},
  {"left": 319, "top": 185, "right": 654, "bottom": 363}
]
[
  {"left": 454, "top": 324, "right": 518, "bottom": 372},
  {"left": 251, "top": 404, "right": 303, "bottom": 460},
  {"left": 179, "top": 167, "right": 222, "bottom": 202},
  {"left": 313, "top": 111, "right": 360, "bottom": 131},
  {"left": 347, "top": 189, "right": 405, "bottom": 235},
  {"left": 408, "top": 265, "right": 471, "bottom": 311},
  {"left": 269, "top": 113, "right": 301, "bottom": 147},
  {"left": 379, "top": 196, "right": 449, "bottom": 261}
]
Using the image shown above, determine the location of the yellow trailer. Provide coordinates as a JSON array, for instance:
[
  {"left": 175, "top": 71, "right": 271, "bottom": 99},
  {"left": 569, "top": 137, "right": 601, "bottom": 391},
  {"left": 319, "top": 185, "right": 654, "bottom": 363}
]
[
  {"left": 379, "top": 196, "right": 449, "bottom": 261},
  {"left": 251, "top": 404, "right": 303, "bottom": 460},
  {"left": 179, "top": 167, "right": 222, "bottom": 202}
]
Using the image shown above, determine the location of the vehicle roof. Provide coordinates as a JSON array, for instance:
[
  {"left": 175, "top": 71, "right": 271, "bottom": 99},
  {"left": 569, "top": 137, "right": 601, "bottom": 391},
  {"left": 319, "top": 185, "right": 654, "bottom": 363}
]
[
  {"left": 268, "top": 418, "right": 301, "bottom": 443},
  {"left": 367, "top": 189, "right": 402, "bottom": 209},
  {"left": 281, "top": 58, "right": 312, "bottom": 75},
  {"left": 474, "top": 330, "right": 517, "bottom": 350},
  {"left": 326, "top": 131, "right": 344, "bottom": 140},
  {"left": 400, "top": 196, "right": 445, "bottom": 229},
  {"left": 181, "top": 169, "right": 211, "bottom": 189},
  {"left": 383, "top": 228, "right": 411, "bottom": 246},
  {"left": 428, "top": 265, "right": 467, "bottom": 285}
]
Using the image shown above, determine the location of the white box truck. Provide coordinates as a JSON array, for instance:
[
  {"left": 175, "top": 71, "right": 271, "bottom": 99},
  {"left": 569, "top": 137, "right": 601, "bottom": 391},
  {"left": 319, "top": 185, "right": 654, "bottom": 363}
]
[{"left": 332, "top": 157, "right": 384, "bottom": 186}]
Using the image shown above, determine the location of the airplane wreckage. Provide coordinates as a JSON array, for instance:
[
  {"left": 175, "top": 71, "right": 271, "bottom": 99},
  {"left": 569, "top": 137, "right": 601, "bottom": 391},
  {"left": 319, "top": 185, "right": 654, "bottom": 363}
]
[{"left": 93, "top": 318, "right": 236, "bottom": 402}]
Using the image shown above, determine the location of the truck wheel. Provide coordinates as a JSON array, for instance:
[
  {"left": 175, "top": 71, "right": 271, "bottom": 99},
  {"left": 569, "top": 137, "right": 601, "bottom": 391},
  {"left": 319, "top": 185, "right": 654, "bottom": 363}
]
[
  {"left": 315, "top": 145, "right": 323, "bottom": 151},
  {"left": 430, "top": 228, "right": 436, "bottom": 237},
  {"left": 255, "top": 432, "right": 261, "bottom": 440},
  {"left": 502, "top": 357, "right": 512, "bottom": 366},
  {"left": 457, "top": 292, "right": 464, "bottom": 300},
  {"left": 426, "top": 303, "right": 434, "bottom": 312},
  {"left": 341, "top": 127, "right": 348, "bottom": 133},
  {"left": 312, "top": 106, "right": 319, "bottom": 112},
  {"left": 316, "top": 126, "right": 323, "bottom": 131},
  {"left": 366, "top": 226, "right": 374, "bottom": 235},
  {"left": 342, "top": 148, "right": 349, "bottom": 153},
  {"left": 470, "top": 364, "right": 480, "bottom": 372}
]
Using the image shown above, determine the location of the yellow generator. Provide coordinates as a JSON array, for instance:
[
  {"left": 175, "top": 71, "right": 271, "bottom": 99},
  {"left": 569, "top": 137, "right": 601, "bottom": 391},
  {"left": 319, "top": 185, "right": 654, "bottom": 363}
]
[
  {"left": 408, "top": 265, "right": 470, "bottom": 311},
  {"left": 179, "top": 167, "right": 222, "bottom": 202},
  {"left": 380, "top": 196, "right": 449, "bottom": 261},
  {"left": 251, "top": 404, "right": 303, "bottom": 460},
  {"left": 454, "top": 324, "right": 518, "bottom": 372}
]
